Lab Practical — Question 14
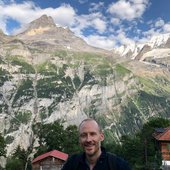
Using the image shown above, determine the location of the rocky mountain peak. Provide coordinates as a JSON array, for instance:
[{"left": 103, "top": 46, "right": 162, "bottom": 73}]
[
  {"left": 28, "top": 15, "right": 56, "bottom": 29},
  {"left": 18, "top": 15, "right": 58, "bottom": 37},
  {"left": 16, "top": 15, "right": 109, "bottom": 54}
]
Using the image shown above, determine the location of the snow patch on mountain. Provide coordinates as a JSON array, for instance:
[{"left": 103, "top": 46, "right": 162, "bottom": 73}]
[
  {"left": 149, "top": 33, "right": 170, "bottom": 47},
  {"left": 115, "top": 33, "right": 170, "bottom": 58}
]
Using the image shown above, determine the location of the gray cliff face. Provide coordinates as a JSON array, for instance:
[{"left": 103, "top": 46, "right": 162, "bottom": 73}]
[{"left": 0, "top": 15, "right": 170, "bottom": 159}]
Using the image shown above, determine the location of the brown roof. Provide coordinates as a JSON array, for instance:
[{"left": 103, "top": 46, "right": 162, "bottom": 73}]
[
  {"left": 32, "top": 150, "right": 68, "bottom": 163},
  {"left": 153, "top": 127, "right": 170, "bottom": 141}
]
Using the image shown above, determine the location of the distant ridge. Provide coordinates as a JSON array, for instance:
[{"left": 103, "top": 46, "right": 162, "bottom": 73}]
[{"left": 115, "top": 33, "right": 170, "bottom": 60}]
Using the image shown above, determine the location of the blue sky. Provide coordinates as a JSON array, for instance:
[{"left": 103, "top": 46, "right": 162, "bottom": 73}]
[{"left": 0, "top": 0, "right": 170, "bottom": 50}]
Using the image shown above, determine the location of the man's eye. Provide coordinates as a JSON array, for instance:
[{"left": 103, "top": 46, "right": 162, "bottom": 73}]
[
  {"left": 80, "top": 134, "right": 86, "bottom": 138},
  {"left": 90, "top": 133, "right": 96, "bottom": 136}
]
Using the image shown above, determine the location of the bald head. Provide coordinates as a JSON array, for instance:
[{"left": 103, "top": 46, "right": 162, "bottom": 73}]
[{"left": 79, "top": 118, "right": 102, "bottom": 134}]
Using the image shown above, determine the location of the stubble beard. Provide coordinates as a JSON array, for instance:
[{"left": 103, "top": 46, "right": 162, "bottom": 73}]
[{"left": 84, "top": 142, "right": 101, "bottom": 158}]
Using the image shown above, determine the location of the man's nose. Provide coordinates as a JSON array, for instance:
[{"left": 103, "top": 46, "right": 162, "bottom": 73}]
[{"left": 86, "top": 134, "right": 92, "bottom": 141}]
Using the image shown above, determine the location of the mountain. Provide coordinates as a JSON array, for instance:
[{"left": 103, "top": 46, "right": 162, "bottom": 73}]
[
  {"left": 0, "top": 15, "right": 170, "bottom": 166},
  {"left": 115, "top": 33, "right": 170, "bottom": 59},
  {"left": 17, "top": 15, "right": 110, "bottom": 55}
]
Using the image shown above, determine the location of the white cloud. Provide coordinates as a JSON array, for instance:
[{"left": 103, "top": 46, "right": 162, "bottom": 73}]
[
  {"left": 142, "top": 18, "right": 170, "bottom": 39},
  {"left": 84, "top": 35, "right": 116, "bottom": 50},
  {"left": 129, "top": 0, "right": 148, "bottom": 4},
  {"left": 155, "top": 19, "right": 165, "bottom": 28},
  {"left": 143, "top": 28, "right": 156, "bottom": 36},
  {"left": 108, "top": 0, "right": 149, "bottom": 21},
  {"left": 111, "top": 18, "right": 120, "bottom": 25},
  {"left": 163, "top": 23, "right": 170, "bottom": 33},
  {"left": 78, "top": 0, "right": 88, "bottom": 4},
  {"left": 45, "top": 4, "right": 76, "bottom": 26},
  {"left": 71, "top": 14, "right": 93, "bottom": 35},
  {"left": 92, "top": 18, "right": 106, "bottom": 33},
  {"left": 89, "top": 2, "right": 104, "bottom": 12},
  {"left": 1, "top": 2, "right": 39, "bottom": 24},
  {"left": 142, "top": 28, "right": 163, "bottom": 40},
  {"left": 116, "top": 31, "right": 136, "bottom": 46},
  {"left": 71, "top": 12, "right": 107, "bottom": 35}
]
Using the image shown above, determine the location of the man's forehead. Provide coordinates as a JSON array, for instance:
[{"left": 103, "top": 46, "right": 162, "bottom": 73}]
[
  {"left": 81, "top": 119, "right": 98, "bottom": 126},
  {"left": 79, "top": 120, "right": 100, "bottom": 131}
]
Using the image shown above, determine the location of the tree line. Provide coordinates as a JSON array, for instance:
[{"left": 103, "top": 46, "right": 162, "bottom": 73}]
[{"left": 0, "top": 117, "right": 170, "bottom": 170}]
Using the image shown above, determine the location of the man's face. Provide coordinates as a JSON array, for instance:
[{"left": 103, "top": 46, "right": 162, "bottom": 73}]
[{"left": 79, "top": 120, "right": 104, "bottom": 157}]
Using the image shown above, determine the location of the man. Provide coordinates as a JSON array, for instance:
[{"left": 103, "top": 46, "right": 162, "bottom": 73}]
[{"left": 62, "top": 118, "right": 131, "bottom": 170}]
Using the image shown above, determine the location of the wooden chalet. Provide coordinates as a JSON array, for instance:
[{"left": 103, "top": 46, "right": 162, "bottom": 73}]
[
  {"left": 32, "top": 150, "right": 68, "bottom": 170},
  {"left": 153, "top": 127, "right": 170, "bottom": 168}
]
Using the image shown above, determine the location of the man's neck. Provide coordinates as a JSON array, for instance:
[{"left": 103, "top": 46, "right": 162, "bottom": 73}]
[{"left": 86, "top": 149, "right": 102, "bottom": 169}]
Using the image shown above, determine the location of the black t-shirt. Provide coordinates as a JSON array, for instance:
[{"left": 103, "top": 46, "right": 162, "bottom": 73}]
[
  {"left": 77, "top": 149, "right": 110, "bottom": 170},
  {"left": 61, "top": 147, "right": 131, "bottom": 170}
]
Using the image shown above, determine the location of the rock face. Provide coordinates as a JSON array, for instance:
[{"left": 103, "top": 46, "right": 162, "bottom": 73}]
[
  {"left": 28, "top": 15, "right": 56, "bottom": 29},
  {"left": 0, "top": 15, "right": 170, "bottom": 160},
  {"left": 135, "top": 45, "right": 151, "bottom": 60}
]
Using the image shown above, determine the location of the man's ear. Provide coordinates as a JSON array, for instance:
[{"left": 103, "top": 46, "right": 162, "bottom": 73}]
[{"left": 100, "top": 132, "right": 104, "bottom": 141}]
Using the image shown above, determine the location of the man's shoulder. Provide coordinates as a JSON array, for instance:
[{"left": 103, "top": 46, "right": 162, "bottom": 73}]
[
  {"left": 65, "top": 153, "right": 83, "bottom": 165},
  {"left": 69, "top": 153, "right": 83, "bottom": 161},
  {"left": 106, "top": 152, "right": 131, "bottom": 170},
  {"left": 61, "top": 153, "right": 83, "bottom": 170}
]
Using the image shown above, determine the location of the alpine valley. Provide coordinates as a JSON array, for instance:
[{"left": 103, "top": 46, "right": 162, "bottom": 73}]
[{"left": 0, "top": 15, "right": 170, "bottom": 162}]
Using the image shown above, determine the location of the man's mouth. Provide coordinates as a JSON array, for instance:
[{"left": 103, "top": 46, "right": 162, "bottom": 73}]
[
  {"left": 84, "top": 142, "right": 94, "bottom": 146},
  {"left": 84, "top": 144, "right": 94, "bottom": 150}
]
